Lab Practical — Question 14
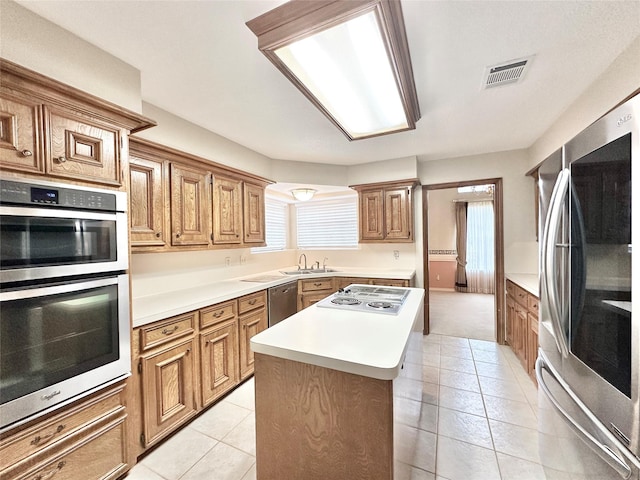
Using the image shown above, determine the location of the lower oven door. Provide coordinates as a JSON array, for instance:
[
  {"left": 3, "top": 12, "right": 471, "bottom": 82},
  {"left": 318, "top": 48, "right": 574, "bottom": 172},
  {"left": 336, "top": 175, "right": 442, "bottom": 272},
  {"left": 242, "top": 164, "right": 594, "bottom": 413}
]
[{"left": 0, "top": 274, "right": 131, "bottom": 431}]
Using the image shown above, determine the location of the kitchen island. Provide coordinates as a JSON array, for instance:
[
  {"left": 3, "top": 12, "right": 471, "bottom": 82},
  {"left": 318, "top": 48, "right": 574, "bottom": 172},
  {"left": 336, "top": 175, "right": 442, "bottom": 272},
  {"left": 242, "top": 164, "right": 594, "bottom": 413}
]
[{"left": 250, "top": 286, "right": 425, "bottom": 480}]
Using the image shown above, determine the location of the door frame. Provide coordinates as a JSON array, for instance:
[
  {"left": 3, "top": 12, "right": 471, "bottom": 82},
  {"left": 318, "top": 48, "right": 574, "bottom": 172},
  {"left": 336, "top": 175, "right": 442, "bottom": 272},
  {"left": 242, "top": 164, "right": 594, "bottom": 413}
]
[{"left": 421, "top": 178, "right": 505, "bottom": 344}]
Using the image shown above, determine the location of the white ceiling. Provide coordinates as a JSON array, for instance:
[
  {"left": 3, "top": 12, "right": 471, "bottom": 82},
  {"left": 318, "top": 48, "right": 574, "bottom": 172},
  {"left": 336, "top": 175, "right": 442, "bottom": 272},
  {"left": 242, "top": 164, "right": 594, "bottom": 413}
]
[{"left": 16, "top": 0, "right": 640, "bottom": 166}]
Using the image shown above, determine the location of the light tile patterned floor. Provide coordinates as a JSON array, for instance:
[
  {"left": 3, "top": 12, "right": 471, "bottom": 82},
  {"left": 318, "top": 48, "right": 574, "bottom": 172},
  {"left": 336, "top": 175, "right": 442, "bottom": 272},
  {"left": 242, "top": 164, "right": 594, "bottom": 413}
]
[{"left": 125, "top": 333, "right": 547, "bottom": 480}]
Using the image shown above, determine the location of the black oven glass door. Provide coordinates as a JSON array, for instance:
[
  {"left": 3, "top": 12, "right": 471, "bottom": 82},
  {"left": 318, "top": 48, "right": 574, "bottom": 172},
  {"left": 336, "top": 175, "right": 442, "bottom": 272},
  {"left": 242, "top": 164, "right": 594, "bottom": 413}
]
[
  {"left": 0, "top": 277, "right": 122, "bottom": 406},
  {"left": 0, "top": 207, "right": 128, "bottom": 282},
  {"left": 569, "top": 132, "right": 632, "bottom": 398}
]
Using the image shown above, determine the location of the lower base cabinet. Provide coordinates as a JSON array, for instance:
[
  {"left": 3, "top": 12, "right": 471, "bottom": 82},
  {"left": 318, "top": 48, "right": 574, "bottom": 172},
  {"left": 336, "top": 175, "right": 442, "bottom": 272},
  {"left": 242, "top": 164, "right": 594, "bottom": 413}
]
[
  {"left": 131, "top": 290, "right": 266, "bottom": 459},
  {"left": 0, "top": 383, "right": 128, "bottom": 480},
  {"left": 505, "top": 280, "right": 539, "bottom": 384}
]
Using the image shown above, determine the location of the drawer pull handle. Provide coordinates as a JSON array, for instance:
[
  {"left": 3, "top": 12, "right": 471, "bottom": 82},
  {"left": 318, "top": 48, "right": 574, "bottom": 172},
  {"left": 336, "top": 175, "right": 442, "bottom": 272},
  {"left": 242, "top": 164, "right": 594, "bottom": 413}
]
[
  {"left": 314, "top": 283, "right": 322, "bottom": 287},
  {"left": 31, "top": 424, "right": 65, "bottom": 446},
  {"left": 162, "top": 326, "right": 179, "bottom": 335},
  {"left": 248, "top": 299, "right": 257, "bottom": 305},
  {"left": 21, "top": 149, "right": 33, "bottom": 157},
  {"left": 34, "top": 461, "right": 66, "bottom": 480},
  {"left": 213, "top": 310, "right": 225, "bottom": 318}
]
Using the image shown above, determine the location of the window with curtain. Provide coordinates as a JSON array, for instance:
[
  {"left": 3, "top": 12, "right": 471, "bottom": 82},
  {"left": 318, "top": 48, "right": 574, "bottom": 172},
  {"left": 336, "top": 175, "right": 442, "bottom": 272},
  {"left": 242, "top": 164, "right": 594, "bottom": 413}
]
[
  {"left": 465, "top": 201, "right": 495, "bottom": 293},
  {"left": 251, "top": 197, "right": 288, "bottom": 253},
  {"left": 296, "top": 196, "right": 358, "bottom": 249}
]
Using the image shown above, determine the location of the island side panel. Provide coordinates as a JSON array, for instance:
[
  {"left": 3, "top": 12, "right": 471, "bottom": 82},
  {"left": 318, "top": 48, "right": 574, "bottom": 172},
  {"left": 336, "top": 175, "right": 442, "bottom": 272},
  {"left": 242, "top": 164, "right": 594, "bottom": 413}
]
[{"left": 254, "top": 353, "right": 394, "bottom": 480}]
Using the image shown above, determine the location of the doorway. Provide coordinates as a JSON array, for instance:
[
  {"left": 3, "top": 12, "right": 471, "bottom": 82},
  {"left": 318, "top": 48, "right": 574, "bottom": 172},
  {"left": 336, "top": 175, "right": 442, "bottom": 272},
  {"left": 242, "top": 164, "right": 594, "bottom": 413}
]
[{"left": 421, "top": 178, "right": 505, "bottom": 344}]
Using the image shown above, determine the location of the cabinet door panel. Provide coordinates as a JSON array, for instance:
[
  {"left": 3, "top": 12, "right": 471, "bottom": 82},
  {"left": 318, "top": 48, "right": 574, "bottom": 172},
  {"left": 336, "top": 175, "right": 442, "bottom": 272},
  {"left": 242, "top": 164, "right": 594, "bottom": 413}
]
[
  {"left": 360, "top": 190, "right": 384, "bottom": 240},
  {"left": 45, "top": 106, "right": 121, "bottom": 186},
  {"left": 243, "top": 183, "right": 265, "bottom": 243},
  {"left": 201, "top": 320, "right": 239, "bottom": 406},
  {"left": 141, "top": 339, "right": 197, "bottom": 447},
  {"left": 213, "top": 176, "right": 242, "bottom": 244},
  {"left": 384, "top": 187, "right": 411, "bottom": 240},
  {"left": 0, "top": 95, "right": 43, "bottom": 173},
  {"left": 170, "top": 163, "right": 211, "bottom": 246},
  {"left": 239, "top": 308, "right": 267, "bottom": 379},
  {"left": 130, "top": 155, "right": 165, "bottom": 246}
]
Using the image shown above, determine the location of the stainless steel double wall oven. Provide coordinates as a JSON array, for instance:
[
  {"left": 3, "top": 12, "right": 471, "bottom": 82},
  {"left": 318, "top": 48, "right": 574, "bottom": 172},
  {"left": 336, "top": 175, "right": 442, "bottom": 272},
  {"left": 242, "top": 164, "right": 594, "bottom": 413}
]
[{"left": 0, "top": 178, "right": 131, "bottom": 431}]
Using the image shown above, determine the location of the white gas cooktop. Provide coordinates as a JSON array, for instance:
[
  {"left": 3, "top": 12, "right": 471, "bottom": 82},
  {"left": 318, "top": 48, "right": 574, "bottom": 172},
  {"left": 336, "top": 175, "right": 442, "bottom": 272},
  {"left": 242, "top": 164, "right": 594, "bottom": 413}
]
[{"left": 315, "top": 284, "right": 410, "bottom": 316}]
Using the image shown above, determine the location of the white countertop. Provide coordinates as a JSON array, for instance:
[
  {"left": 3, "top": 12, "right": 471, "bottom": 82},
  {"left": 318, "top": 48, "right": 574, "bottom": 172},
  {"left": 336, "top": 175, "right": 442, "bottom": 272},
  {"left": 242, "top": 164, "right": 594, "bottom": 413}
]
[
  {"left": 250, "top": 286, "right": 425, "bottom": 381},
  {"left": 506, "top": 273, "right": 539, "bottom": 297},
  {"left": 132, "top": 267, "right": 415, "bottom": 327}
]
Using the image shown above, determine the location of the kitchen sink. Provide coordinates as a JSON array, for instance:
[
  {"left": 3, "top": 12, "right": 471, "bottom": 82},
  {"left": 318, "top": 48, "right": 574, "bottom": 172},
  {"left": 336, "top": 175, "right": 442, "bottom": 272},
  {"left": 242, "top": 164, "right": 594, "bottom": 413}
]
[{"left": 281, "top": 268, "right": 339, "bottom": 275}]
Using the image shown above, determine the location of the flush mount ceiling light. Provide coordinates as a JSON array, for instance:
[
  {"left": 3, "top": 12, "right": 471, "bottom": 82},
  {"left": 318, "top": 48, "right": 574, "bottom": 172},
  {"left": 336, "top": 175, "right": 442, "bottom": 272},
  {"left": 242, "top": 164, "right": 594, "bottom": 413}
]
[
  {"left": 291, "top": 188, "right": 317, "bottom": 201},
  {"left": 246, "top": 0, "right": 420, "bottom": 141}
]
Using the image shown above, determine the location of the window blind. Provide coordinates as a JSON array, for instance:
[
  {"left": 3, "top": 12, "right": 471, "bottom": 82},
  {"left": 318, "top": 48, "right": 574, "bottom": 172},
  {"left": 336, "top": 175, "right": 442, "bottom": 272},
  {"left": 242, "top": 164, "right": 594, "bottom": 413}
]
[
  {"left": 296, "top": 196, "right": 358, "bottom": 248},
  {"left": 251, "top": 197, "right": 287, "bottom": 253}
]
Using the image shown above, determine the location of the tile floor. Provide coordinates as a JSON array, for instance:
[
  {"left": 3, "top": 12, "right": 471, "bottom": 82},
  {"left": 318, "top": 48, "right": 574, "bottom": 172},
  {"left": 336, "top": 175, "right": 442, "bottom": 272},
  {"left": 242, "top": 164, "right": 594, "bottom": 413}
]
[{"left": 124, "top": 334, "right": 546, "bottom": 480}]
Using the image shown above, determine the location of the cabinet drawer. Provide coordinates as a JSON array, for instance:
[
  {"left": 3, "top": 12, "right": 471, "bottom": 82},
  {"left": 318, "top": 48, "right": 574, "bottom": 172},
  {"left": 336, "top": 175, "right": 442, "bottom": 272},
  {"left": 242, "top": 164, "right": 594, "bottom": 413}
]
[
  {"left": 139, "top": 312, "right": 196, "bottom": 351},
  {"left": 0, "top": 384, "right": 124, "bottom": 471},
  {"left": 238, "top": 290, "right": 266, "bottom": 315},
  {"left": 527, "top": 294, "right": 539, "bottom": 316},
  {"left": 514, "top": 285, "right": 528, "bottom": 307},
  {"left": 200, "top": 300, "right": 237, "bottom": 329},
  {"left": 529, "top": 313, "right": 539, "bottom": 334},
  {"left": 8, "top": 412, "right": 127, "bottom": 480},
  {"left": 506, "top": 280, "right": 516, "bottom": 298},
  {"left": 300, "top": 278, "right": 333, "bottom": 293}
]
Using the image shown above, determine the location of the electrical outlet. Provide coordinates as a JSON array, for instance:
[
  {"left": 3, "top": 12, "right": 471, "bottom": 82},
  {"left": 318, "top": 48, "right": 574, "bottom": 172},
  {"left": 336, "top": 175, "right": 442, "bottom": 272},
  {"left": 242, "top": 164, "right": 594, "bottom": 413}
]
[
  {"left": 393, "top": 250, "right": 399, "bottom": 260},
  {"left": 240, "top": 255, "right": 246, "bottom": 264},
  {"left": 436, "top": 274, "right": 440, "bottom": 281},
  {"left": 225, "top": 257, "right": 231, "bottom": 267}
]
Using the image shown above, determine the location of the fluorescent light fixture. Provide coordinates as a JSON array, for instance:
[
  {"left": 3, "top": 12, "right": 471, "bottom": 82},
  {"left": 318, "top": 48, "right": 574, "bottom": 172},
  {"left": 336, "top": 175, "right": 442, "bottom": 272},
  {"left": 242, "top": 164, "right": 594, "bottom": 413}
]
[
  {"left": 291, "top": 188, "right": 317, "bottom": 201},
  {"left": 247, "top": 0, "right": 420, "bottom": 141}
]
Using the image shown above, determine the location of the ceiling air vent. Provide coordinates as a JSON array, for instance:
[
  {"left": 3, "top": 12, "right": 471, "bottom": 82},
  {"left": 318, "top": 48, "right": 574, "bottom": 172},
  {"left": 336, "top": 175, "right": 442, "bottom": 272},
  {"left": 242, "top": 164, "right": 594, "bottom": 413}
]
[{"left": 483, "top": 56, "right": 534, "bottom": 89}]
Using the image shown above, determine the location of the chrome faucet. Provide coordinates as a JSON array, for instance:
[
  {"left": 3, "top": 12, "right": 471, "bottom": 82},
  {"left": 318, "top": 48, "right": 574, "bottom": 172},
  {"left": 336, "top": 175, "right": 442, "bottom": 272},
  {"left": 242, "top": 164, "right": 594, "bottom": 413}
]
[
  {"left": 323, "top": 257, "right": 328, "bottom": 269},
  {"left": 298, "top": 253, "right": 307, "bottom": 270}
]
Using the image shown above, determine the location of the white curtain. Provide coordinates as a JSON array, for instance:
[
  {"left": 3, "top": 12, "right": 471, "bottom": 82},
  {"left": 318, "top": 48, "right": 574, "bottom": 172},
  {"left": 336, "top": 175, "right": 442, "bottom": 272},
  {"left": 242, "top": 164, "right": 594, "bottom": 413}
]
[{"left": 466, "top": 201, "right": 495, "bottom": 294}]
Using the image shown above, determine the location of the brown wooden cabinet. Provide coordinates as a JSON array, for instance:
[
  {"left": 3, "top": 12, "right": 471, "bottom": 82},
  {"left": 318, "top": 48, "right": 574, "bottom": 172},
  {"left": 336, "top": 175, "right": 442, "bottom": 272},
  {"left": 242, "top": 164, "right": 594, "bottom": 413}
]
[
  {"left": 200, "top": 301, "right": 239, "bottom": 406},
  {"left": 0, "top": 383, "right": 129, "bottom": 480},
  {"left": 129, "top": 153, "right": 166, "bottom": 246},
  {"left": 506, "top": 280, "right": 539, "bottom": 384},
  {"left": 298, "top": 277, "right": 334, "bottom": 310},
  {"left": 212, "top": 176, "right": 243, "bottom": 245},
  {"left": 350, "top": 179, "right": 419, "bottom": 243},
  {"left": 243, "top": 182, "right": 266, "bottom": 243},
  {"left": 170, "top": 163, "right": 212, "bottom": 247},
  {"left": 0, "top": 94, "right": 43, "bottom": 174},
  {"left": 0, "top": 59, "right": 154, "bottom": 187},
  {"left": 129, "top": 138, "right": 271, "bottom": 252},
  {"left": 238, "top": 291, "right": 268, "bottom": 380}
]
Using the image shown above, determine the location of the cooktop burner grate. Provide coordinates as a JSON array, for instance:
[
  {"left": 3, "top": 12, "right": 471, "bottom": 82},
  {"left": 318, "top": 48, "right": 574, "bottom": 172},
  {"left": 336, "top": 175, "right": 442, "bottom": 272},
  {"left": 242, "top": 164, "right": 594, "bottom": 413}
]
[
  {"left": 367, "top": 301, "right": 393, "bottom": 309},
  {"left": 331, "top": 297, "right": 362, "bottom": 306}
]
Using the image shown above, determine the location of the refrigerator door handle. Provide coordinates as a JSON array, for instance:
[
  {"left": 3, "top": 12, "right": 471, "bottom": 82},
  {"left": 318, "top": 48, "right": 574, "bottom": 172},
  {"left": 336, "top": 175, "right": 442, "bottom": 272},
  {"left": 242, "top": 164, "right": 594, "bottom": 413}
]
[
  {"left": 535, "top": 352, "right": 636, "bottom": 479},
  {"left": 541, "top": 168, "right": 570, "bottom": 357}
]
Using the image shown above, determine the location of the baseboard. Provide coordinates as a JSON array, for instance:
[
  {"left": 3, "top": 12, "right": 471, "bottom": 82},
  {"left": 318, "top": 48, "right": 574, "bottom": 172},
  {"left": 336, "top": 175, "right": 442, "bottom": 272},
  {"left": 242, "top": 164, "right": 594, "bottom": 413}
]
[{"left": 429, "top": 288, "right": 456, "bottom": 292}]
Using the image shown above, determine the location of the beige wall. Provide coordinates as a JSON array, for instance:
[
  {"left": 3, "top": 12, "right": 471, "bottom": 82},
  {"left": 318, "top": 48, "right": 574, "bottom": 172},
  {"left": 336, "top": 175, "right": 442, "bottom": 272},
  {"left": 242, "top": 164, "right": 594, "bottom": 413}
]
[
  {"left": 0, "top": 1, "right": 142, "bottom": 112},
  {"left": 419, "top": 150, "right": 538, "bottom": 275},
  {"left": 528, "top": 36, "right": 640, "bottom": 169}
]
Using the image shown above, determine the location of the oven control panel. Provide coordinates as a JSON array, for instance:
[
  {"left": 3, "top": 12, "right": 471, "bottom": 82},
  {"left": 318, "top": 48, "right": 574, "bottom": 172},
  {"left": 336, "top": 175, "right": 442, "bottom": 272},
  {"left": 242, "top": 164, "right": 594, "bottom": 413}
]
[{"left": 1, "top": 179, "right": 117, "bottom": 212}]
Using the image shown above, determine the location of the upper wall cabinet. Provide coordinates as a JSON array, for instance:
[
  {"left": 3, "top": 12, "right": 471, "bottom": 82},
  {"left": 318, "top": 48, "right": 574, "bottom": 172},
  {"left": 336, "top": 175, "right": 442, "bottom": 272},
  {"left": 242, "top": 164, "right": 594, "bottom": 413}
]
[
  {"left": 129, "top": 137, "right": 272, "bottom": 252},
  {"left": 0, "top": 59, "right": 155, "bottom": 188},
  {"left": 350, "top": 179, "right": 419, "bottom": 243}
]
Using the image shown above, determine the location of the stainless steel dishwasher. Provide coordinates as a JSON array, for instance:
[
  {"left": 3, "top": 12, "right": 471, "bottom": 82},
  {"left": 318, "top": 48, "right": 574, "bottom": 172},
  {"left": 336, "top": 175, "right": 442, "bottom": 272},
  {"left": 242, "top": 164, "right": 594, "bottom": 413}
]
[{"left": 267, "top": 281, "right": 298, "bottom": 327}]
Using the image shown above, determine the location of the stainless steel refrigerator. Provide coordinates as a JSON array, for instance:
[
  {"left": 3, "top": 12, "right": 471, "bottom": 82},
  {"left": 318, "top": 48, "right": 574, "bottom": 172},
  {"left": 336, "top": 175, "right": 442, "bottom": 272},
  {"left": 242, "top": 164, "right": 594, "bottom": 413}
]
[{"left": 537, "top": 94, "right": 639, "bottom": 479}]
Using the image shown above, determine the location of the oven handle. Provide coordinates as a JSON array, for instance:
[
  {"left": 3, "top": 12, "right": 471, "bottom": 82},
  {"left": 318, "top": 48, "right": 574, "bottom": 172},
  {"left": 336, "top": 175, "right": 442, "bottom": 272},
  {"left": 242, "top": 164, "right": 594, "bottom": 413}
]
[
  {"left": 541, "top": 168, "right": 570, "bottom": 357},
  {"left": 0, "top": 276, "right": 121, "bottom": 302},
  {"left": 535, "top": 352, "right": 637, "bottom": 479},
  {"left": 0, "top": 205, "right": 120, "bottom": 221}
]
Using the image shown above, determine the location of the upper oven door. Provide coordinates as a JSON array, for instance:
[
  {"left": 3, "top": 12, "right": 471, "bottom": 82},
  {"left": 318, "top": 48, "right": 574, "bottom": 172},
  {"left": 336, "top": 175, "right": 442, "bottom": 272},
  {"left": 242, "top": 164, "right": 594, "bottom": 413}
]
[
  {"left": 563, "top": 94, "right": 638, "bottom": 459},
  {"left": 0, "top": 206, "right": 128, "bottom": 282}
]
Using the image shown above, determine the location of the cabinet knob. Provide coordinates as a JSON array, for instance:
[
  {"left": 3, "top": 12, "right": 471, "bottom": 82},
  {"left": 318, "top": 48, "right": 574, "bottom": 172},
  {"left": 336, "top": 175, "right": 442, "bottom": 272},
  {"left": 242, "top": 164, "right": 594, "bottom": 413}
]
[
  {"left": 57, "top": 156, "right": 67, "bottom": 163},
  {"left": 176, "top": 233, "right": 181, "bottom": 238},
  {"left": 155, "top": 232, "right": 162, "bottom": 238},
  {"left": 20, "top": 149, "right": 33, "bottom": 157}
]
